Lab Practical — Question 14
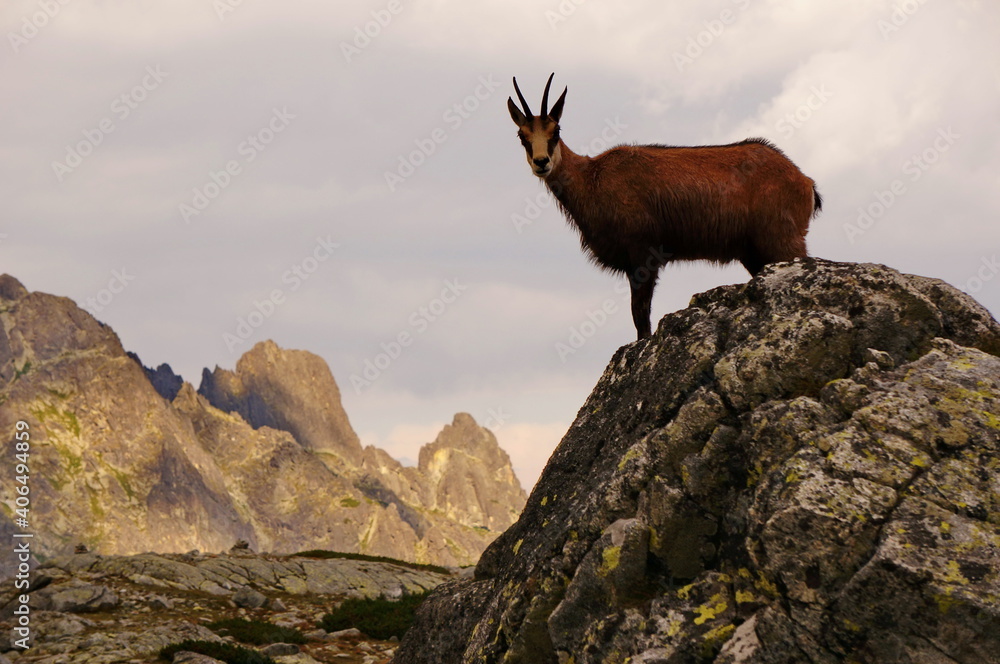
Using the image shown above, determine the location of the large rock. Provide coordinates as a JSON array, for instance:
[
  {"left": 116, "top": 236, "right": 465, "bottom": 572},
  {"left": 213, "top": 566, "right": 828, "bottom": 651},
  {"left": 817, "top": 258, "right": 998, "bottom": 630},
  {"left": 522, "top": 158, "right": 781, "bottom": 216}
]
[
  {"left": 30, "top": 581, "right": 119, "bottom": 613},
  {"left": 394, "top": 259, "right": 1000, "bottom": 664}
]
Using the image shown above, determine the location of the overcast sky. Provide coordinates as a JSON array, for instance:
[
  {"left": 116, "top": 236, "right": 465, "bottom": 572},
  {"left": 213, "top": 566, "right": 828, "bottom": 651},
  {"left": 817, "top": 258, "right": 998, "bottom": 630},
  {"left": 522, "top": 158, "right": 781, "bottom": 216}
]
[{"left": 3, "top": 0, "right": 998, "bottom": 491}]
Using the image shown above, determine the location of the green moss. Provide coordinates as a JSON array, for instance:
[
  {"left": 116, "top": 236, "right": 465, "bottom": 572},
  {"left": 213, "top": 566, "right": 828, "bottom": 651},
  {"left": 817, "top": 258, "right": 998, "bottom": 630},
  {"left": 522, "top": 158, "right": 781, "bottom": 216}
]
[
  {"left": 109, "top": 467, "right": 137, "bottom": 501},
  {"left": 14, "top": 361, "right": 31, "bottom": 380},
  {"left": 340, "top": 497, "right": 361, "bottom": 508},
  {"left": 89, "top": 492, "right": 104, "bottom": 518},
  {"left": 30, "top": 402, "right": 81, "bottom": 438}
]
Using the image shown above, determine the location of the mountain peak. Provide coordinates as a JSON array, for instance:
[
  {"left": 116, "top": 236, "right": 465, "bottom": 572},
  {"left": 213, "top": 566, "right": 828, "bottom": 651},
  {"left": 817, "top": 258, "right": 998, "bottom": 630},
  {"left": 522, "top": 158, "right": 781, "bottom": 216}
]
[
  {"left": 0, "top": 274, "right": 28, "bottom": 301},
  {"left": 198, "top": 340, "right": 363, "bottom": 470}
]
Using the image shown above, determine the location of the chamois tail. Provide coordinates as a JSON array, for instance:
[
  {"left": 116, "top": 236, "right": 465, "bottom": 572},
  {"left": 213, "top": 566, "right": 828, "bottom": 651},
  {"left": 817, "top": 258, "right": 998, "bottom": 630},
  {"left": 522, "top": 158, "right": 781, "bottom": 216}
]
[{"left": 813, "top": 187, "right": 823, "bottom": 218}]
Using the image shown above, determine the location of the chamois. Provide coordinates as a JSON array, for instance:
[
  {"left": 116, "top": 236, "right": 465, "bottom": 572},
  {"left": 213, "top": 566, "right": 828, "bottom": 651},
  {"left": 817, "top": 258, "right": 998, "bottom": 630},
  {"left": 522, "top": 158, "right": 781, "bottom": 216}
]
[{"left": 508, "top": 74, "right": 823, "bottom": 340}]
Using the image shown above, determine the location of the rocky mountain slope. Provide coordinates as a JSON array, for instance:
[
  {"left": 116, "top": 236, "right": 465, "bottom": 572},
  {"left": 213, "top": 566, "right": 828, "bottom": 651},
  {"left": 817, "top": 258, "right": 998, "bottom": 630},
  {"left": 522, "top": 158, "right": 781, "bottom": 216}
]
[
  {"left": 0, "top": 547, "right": 449, "bottom": 663},
  {"left": 394, "top": 259, "right": 1000, "bottom": 664},
  {"left": 0, "top": 275, "right": 526, "bottom": 568}
]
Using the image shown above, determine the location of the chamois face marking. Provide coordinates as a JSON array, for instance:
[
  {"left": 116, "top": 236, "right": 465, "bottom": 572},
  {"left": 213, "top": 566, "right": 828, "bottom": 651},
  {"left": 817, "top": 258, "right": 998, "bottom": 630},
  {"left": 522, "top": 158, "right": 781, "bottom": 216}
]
[
  {"left": 508, "top": 74, "right": 568, "bottom": 179},
  {"left": 517, "top": 118, "right": 562, "bottom": 177}
]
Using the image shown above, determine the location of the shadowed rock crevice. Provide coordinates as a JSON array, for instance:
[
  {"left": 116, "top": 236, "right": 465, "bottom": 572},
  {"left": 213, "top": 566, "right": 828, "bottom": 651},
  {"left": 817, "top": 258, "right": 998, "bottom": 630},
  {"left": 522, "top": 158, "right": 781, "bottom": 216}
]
[{"left": 394, "top": 259, "right": 1000, "bottom": 664}]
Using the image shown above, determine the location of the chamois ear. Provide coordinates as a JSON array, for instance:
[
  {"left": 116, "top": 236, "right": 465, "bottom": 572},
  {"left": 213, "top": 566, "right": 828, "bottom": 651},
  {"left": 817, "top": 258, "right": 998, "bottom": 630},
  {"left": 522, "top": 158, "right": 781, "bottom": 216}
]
[
  {"left": 507, "top": 97, "right": 527, "bottom": 126},
  {"left": 549, "top": 86, "right": 568, "bottom": 123}
]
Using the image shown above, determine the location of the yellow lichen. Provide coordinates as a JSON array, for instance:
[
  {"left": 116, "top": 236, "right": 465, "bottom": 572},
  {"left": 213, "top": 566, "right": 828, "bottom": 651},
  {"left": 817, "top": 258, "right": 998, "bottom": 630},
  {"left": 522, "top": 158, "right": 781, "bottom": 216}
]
[
  {"left": 598, "top": 546, "right": 621, "bottom": 577},
  {"left": 694, "top": 595, "right": 728, "bottom": 625},
  {"left": 513, "top": 539, "right": 523, "bottom": 555},
  {"left": 842, "top": 618, "right": 862, "bottom": 632},
  {"left": 756, "top": 573, "right": 779, "bottom": 598},
  {"left": 942, "top": 560, "right": 969, "bottom": 585},
  {"left": 618, "top": 447, "right": 642, "bottom": 471}
]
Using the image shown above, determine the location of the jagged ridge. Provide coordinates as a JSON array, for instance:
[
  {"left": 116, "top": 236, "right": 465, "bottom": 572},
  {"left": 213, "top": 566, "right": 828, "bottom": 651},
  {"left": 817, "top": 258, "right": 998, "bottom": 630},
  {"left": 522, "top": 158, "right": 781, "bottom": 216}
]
[{"left": 0, "top": 275, "right": 526, "bottom": 568}]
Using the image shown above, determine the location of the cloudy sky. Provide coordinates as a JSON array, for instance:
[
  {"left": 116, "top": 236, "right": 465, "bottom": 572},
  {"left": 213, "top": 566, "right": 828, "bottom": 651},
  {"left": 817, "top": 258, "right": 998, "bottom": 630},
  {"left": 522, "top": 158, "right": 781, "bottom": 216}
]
[{"left": 3, "top": 0, "right": 998, "bottom": 491}]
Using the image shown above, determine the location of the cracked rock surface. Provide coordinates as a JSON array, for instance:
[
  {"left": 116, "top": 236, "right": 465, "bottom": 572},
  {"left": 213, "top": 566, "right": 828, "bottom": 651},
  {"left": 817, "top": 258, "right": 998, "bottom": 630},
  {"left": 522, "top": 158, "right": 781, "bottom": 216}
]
[{"left": 394, "top": 259, "right": 1000, "bottom": 664}]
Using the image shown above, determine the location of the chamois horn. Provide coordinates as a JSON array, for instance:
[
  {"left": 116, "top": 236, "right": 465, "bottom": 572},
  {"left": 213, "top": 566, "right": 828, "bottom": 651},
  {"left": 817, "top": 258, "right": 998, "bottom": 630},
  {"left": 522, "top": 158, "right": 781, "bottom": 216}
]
[
  {"left": 512, "top": 77, "right": 533, "bottom": 118},
  {"left": 540, "top": 72, "right": 555, "bottom": 118}
]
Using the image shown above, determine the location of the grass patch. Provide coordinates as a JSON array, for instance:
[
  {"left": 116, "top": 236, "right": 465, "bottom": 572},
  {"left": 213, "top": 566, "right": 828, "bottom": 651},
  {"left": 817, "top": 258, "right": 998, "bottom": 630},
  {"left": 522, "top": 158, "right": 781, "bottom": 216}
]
[
  {"left": 318, "top": 591, "right": 431, "bottom": 640},
  {"left": 158, "top": 640, "right": 275, "bottom": 664},
  {"left": 207, "top": 618, "right": 307, "bottom": 645},
  {"left": 14, "top": 361, "right": 31, "bottom": 380},
  {"left": 291, "top": 549, "right": 450, "bottom": 575}
]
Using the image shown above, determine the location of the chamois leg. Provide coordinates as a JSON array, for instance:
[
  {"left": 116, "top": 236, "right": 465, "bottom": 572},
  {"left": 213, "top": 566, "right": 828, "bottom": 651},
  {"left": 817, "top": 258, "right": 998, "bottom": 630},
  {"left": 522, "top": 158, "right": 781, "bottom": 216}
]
[
  {"left": 740, "top": 254, "right": 766, "bottom": 277},
  {"left": 628, "top": 270, "right": 658, "bottom": 340}
]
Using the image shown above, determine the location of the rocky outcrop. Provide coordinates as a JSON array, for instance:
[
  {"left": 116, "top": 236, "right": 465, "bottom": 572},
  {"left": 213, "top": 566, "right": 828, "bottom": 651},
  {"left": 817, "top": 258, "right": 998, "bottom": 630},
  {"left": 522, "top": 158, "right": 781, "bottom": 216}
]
[
  {"left": 0, "top": 275, "right": 525, "bottom": 567},
  {"left": 394, "top": 259, "right": 1000, "bottom": 664},
  {"left": 415, "top": 413, "right": 526, "bottom": 531},
  {"left": 133, "top": 356, "right": 184, "bottom": 401},
  {"left": 199, "top": 340, "right": 364, "bottom": 472},
  {"left": 0, "top": 549, "right": 447, "bottom": 662}
]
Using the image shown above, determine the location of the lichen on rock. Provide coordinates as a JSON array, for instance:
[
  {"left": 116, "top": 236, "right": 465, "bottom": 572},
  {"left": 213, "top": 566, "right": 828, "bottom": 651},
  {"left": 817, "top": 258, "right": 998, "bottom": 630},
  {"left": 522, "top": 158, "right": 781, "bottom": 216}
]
[{"left": 394, "top": 259, "right": 1000, "bottom": 664}]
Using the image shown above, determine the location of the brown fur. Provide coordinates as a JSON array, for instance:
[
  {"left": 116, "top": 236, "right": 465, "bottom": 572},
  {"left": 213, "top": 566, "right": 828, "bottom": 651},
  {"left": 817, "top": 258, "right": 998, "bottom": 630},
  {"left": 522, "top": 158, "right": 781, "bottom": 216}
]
[{"left": 509, "top": 74, "right": 822, "bottom": 340}]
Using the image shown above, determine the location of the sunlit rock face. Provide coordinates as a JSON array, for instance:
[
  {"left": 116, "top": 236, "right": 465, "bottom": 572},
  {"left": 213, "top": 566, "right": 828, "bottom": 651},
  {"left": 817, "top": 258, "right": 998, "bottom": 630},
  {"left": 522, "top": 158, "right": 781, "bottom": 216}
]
[{"left": 0, "top": 274, "right": 526, "bottom": 569}]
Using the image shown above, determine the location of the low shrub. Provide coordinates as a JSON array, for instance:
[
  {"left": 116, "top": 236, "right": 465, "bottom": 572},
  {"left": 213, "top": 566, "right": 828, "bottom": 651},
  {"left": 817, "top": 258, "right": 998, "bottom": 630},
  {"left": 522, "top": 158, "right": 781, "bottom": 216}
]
[
  {"left": 207, "top": 617, "right": 307, "bottom": 645},
  {"left": 318, "top": 591, "right": 431, "bottom": 640},
  {"left": 158, "top": 639, "right": 276, "bottom": 664}
]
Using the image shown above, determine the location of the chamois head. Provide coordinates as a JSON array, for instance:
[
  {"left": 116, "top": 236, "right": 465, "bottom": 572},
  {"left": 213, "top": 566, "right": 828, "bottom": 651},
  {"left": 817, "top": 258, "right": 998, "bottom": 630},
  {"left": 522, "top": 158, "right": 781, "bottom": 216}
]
[{"left": 508, "top": 73, "right": 568, "bottom": 178}]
